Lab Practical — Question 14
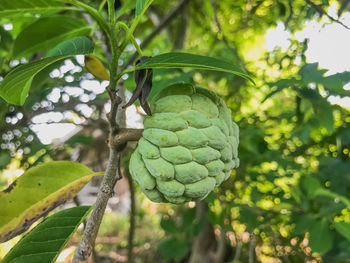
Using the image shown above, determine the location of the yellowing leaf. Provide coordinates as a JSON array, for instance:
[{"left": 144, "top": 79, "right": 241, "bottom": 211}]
[
  {"left": 0, "top": 161, "right": 102, "bottom": 242},
  {"left": 85, "top": 55, "right": 110, "bottom": 80}
]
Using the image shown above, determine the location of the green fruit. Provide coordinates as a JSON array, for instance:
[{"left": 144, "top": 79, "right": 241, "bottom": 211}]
[{"left": 129, "top": 83, "right": 239, "bottom": 204}]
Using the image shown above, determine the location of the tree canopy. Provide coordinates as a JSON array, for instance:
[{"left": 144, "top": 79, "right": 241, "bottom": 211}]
[{"left": 0, "top": 0, "right": 350, "bottom": 262}]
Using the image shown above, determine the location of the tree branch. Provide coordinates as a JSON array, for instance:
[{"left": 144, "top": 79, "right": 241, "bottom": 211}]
[
  {"left": 73, "top": 148, "right": 121, "bottom": 262},
  {"left": 210, "top": 228, "right": 226, "bottom": 263},
  {"left": 248, "top": 233, "right": 256, "bottom": 263},
  {"left": 109, "top": 128, "right": 143, "bottom": 149},
  {"left": 306, "top": 0, "right": 350, "bottom": 30},
  {"left": 73, "top": 88, "right": 123, "bottom": 262},
  {"left": 125, "top": 170, "right": 136, "bottom": 263},
  {"left": 107, "top": 87, "right": 122, "bottom": 134},
  {"left": 189, "top": 201, "right": 214, "bottom": 263},
  {"left": 232, "top": 234, "right": 242, "bottom": 263}
]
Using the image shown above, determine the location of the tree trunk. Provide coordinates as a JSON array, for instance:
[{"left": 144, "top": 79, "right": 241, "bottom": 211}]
[{"left": 189, "top": 201, "right": 215, "bottom": 263}]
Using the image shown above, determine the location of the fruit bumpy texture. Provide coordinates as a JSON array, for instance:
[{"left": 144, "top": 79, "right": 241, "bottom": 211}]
[{"left": 129, "top": 83, "right": 239, "bottom": 204}]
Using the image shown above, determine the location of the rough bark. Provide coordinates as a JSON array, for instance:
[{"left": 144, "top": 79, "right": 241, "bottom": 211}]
[
  {"left": 126, "top": 170, "right": 136, "bottom": 263},
  {"left": 189, "top": 201, "right": 215, "bottom": 263}
]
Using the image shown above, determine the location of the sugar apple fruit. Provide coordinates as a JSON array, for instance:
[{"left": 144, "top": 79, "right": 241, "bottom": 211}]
[{"left": 129, "top": 83, "right": 239, "bottom": 204}]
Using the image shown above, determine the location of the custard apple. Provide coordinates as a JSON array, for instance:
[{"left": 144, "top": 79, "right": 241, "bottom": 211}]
[{"left": 129, "top": 83, "right": 239, "bottom": 204}]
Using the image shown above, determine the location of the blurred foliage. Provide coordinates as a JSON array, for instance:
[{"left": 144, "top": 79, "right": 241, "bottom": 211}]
[{"left": 1, "top": 0, "right": 350, "bottom": 262}]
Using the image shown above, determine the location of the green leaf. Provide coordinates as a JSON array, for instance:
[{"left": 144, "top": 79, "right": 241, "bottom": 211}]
[
  {"left": 136, "top": 0, "right": 146, "bottom": 16},
  {"left": 338, "top": 0, "right": 350, "bottom": 16},
  {"left": 239, "top": 206, "right": 259, "bottom": 231},
  {"left": 335, "top": 222, "right": 350, "bottom": 242},
  {"left": 292, "top": 214, "right": 316, "bottom": 235},
  {"left": 66, "top": 135, "right": 94, "bottom": 146},
  {"left": 0, "top": 0, "right": 68, "bottom": 17},
  {"left": 132, "top": 52, "right": 254, "bottom": 84},
  {"left": 160, "top": 217, "right": 178, "bottom": 234},
  {"left": 0, "top": 27, "right": 13, "bottom": 52},
  {"left": 0, "top": 36, "right": 93, "bottom": 105},
  {"left": 46, "top": 36, "right": 94, "bottom": 57},
  {"left": 181, "top": 208, "right": 196, "bottom": 231},
  {"left": 300, "top": 176, "right": 322, "bottom": 198},
  {"left": 116, "top": 0, "right": 136, "bottom": 19},
  {"left": 0, "top": 57, "right": 67, "bottom": 106},
  {"left": 298, "top": 88, "right": 334, "bottom": 133},
  {"left": 0, "top": 161, "right": 101, "bottom": 242},
  {"left": 2, "top": 206, "right": 92, "bottom": 263},
  {"left": 0, "top": 153, "right": 11, "bottom": 170},
  {"left": 315, "top": 189, "right": 350, "bottom": 209},
  {"left": 309, "top": 219, "right": 334, "bottom": 254},
  {"left": 158, "top": 238, "right": 189, "bottom": 262},
  {"left": 299, "top": 63, "right": 350, "bottom": 97},
  {"left": 322, "top": 72, "right": 350, "bottom": 97},
  {"left": 264, "top": 78, "right": 300, "bottom": 102},
  {"left": 13, "top": 15, "right": 91, "bottom": 58},
  {"left": 299, "top": 63, "right": 327, "bottom": 84}
]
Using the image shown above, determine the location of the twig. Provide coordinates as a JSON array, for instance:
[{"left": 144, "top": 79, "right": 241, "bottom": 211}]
[
  {"left": 73, "top": 148, "right": 121, "bottom": 262},
  {"left": 285, "top": 1, "right": 294, "bottom": 27},
  {"left": 109, "top": 128, "right": 143, "bottom": 148},
  {"left": 121, "top": 0, "right": 189, "bottom": 71},
  {"left": 189, "top": 201, "right": 214, "bottom": 263},
  {"left": 73, "top": 87, "right": 123, "bottom": 262},
  {"left": 210, "top": 228, "right": 226, "bottom": 263},
  {"left": 306, "top": 0, "right": 350, "bottom": 30},
  {"left": 106, "top": 87, "right": 122, "bottom": 135},
  {"left": 232, "top": 234, "right": 242, "bottom": 263},
  {"left": 248, "top": 233, "right": 256, "bottom": 263},
  {"left": 125, "top": 170, "right": 136, "bottom": 263}
]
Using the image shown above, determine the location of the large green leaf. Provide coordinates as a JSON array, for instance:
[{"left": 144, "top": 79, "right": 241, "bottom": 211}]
[
  {"left": 0, "top": 161, "right": 102, "bottom": 242},
  {"left": 116, "top": 0, "right": 136, "bottom": 19},
  {"left": 128, "top": 52, "right": 254, "bottom": 83},
  {"left": 13, "top": 15, "right": 91, "bottom": 58},
  {"left": 263, "top": 78, "right": 301, "bottom": 102},
  {"left": 0, "top": 36, "right": 93, "bottom": 106},
  {"left": 292, "top": 214, "right": 316, "bottom": 235},
  {"left": 2, "top": 206, "right": 92, "bottom": 263},
  {"left": 239, "top": 206, "right": 259, "bottom": 231},
  {"left": 45, "top": 36, "right": 94, "bottom": 57},
  {"left": 300, "top": 176, "right": 322, "bottom": 198},
  {"left": 158, "top": 238, "right": 189, "bottom": 262},
  {"left": 299, "top": 63, "right": 327, "bottom": 84},
  {"left": 309, "top": 219, "right": 334, "bottom": 254},
  {"left": 0, "top": 0, "right": 69, "bottom": 17},
  {"left": 299, "top": 63, "right": 350, "bottom": 97},
  {"left": 160, "top": 217, "right": 178, "bottom": 234},
  {"left": 334, "top": 222, "right": 350, "bottom": 242},
  {"left": 322, "top": 72, "right": 350, "bottom": 97},
  {"left": 298, "top": 88, "right": 334, "bottom": 133},
  {"left": 0, "top": 27, "right": 13, "bottom": 52}
]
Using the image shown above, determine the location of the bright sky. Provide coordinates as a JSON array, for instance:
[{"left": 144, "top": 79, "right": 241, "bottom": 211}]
[
  {"left": 265, "top": 2, "right": 350, "bottom": 107},
  {"left": 30, "top": 73, "right": 143, "bottom": 144},
  {"left": 265, "top": 2, "right": 350, "bottom": 74},
  {"left": 23, "top": 3, "right": 350, "bottom": 144}
]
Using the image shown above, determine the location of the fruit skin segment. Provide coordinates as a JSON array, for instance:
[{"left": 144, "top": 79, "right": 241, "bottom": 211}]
[{"left": 129, "top": 83, "right": 240, "bottom": 204}]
